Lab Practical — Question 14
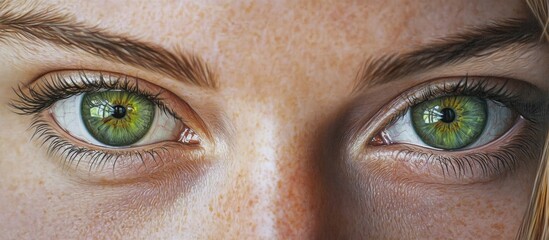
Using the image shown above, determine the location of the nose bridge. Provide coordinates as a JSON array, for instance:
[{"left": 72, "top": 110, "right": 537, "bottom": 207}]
[
  {"left": 225, "top": 94, "right": 324, "bottom": 238},
  {"left": 215, "top": 17, "right": 348, "bottom": 234},
  {"left": 272, "top": 120, "right": 324, "bottom": 238}
]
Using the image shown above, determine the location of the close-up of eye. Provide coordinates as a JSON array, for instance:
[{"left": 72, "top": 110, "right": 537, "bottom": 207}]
[
  {"left": 366, "top": 77, "right": 547, "bottom": 182},
  {"left": 52, "top": 90, "right": 198, "bottom": 147},
  {"left": 10, "top": 71, "right": 204, "bottom": 181},
  {"left": 378, "top": 95, "right": 515, "bottom": 150}
]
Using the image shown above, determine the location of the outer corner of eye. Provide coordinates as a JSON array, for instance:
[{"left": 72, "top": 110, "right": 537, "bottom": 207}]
[{"left": 369, "top": 95, "right": 517, "bottom": 151}]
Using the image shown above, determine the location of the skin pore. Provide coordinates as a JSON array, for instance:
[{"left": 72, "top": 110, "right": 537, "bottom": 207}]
[{"left": 0, "top": 0, "right": 548, "bottom": 239}]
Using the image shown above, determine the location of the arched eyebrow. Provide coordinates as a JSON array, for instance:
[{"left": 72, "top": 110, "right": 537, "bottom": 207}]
[
  {"left": 0, "top": 2, "right": 218, "bottom": 89},
  {"left": 353, "top": 18, "right": 545, "bottom": 93}
]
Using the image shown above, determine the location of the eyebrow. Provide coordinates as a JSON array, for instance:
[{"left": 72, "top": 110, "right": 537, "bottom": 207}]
[
  {"left": 0, "top": 3, "right": 218, "bottom": 89},
  {"left": 354, "top": 18, "right": 545, "bottom": 93}
]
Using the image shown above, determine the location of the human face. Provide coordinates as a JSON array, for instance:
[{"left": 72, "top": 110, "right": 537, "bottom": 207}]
[{"left": 0, "top": 0, "right": 547, "bottom": 239}]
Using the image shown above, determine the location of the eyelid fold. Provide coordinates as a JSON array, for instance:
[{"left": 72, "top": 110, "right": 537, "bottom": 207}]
[
  {"left": 350, "top": 76, "right": 545, "bottom": 147},
  {"left": 11, "top": 70, "right": 211, "bottom": 183},
  {"left": 346, "top": 76, "right": 548, "bottom": 184},
  {"left": 12, "top": 70, "right": 211, "bottom": 140}
]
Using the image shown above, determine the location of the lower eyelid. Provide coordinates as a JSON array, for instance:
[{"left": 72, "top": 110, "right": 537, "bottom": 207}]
[
  {"left": 31, "top": 113, "right": 206, "bottom": 184},
  {"left": 358, "top": 117, "right": 542, "bottom": 185},
  {"left": 9, "top": 70, "right": 214, "bottom": 184}
]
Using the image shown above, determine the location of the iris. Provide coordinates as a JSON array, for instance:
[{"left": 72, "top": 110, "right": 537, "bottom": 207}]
[
  {"left": 411, "top": 96, "right": 487, "bottom": 150},
  {"left": 81, "top": 90, "right": 155, "bottom": 146}
]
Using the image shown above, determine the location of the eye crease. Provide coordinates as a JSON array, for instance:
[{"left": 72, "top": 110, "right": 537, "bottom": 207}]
[
  {"left": 10, "top": 70, "right": 205, "bottom": 181},
  {"left": 364, "top": 77, "right": 546, "bottom": 182}
]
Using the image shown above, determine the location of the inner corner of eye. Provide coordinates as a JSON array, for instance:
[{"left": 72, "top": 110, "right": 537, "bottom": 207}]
[{"left": 369, "top": 130, "right": 392, "bottom": 146}]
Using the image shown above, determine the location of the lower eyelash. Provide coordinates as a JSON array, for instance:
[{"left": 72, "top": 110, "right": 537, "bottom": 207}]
[
  {"left": 393, "top": 119, "right": 544, "bottom": 181},
  {"left": 30, "top": 116, "right": 173, "bottom": 174}
]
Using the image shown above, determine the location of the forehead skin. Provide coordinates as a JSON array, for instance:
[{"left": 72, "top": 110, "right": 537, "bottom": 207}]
[{"left": 0, "top": 0, "right": 544, "bottom": 239}]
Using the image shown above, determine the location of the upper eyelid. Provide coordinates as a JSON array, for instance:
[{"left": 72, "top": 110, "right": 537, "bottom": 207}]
[
  {"left": 343, "top": 76, "right": 546, "bottom": 152},
  {"left": 11, "top": 70, "right": 178, "bottom": 119},
  {"left": 11, "top": 70, "right": 216, "bottom": 143},
  {"left": 347, "top": 77, "right": 547, "bottom": 183},
  {"left": 391, "top": 77, "right": 546, "bottom": 124}
]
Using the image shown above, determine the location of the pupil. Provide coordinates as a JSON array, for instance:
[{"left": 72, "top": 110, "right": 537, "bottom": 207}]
[
  {"left": 111, "top": 105, "right": 127, "bottom": 119},
  {"left": 440, "top": 108, "right": 456, "bottom": 123}
]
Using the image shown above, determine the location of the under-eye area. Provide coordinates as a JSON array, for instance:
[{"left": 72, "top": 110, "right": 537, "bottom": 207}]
[
  {"left": 10, "top": 70, "right": 207, "bottom": 183},
  {"left": 361, "top": 76, "right": 548, "bottom": 184}
]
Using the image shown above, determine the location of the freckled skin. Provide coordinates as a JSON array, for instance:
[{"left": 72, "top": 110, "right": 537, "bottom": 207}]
[{"left": 0, "top": 0, "right": 547, "bottom": 239}]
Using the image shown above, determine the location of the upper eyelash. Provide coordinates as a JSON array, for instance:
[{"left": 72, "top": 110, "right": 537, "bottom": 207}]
[
  {"left": 9, "top": 71, "right": 192, "bottom": 173},
  {"left": 384, "top": 76, "right": 546, "bottom": 129},
  {"left": 10, "top": 71, "right": 181, "bottom": 121},
  {"left": 404, "top": 76, "right": 514, "bottom": 111},
  {"left": 368, "top": 76, "right": 548, "bottom": 179}
]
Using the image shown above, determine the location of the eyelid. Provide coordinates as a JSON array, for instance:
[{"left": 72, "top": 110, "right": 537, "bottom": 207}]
[
  {"left": 12, "top": 70, "right": 212, "bottom": 141},
  {"left": 363, "top": 118, "right": 540, "bottom": 184},
  {"left": 11, "top": 70, "right": 211, "bottom": 183},
  {"left": 348, "top": 76, "right": 547, "bottom": 183},
  {"left": 351, "top": 76, "right": 546, "bottom": 148},
  {"left": 34, "top": 113, "right": 206, "bottom": 184}
]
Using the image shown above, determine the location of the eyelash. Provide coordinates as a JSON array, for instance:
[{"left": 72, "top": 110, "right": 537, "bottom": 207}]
[
  {"left": 11, "top": 71, "right": 180, "bottom": 120},
  {"left": 10, "top": 71, "right": 193, "bottom": 175},
  {"left": 385, "top": 77, "right": 540, "bottom": 128},
  {"left": 10, "top": 72, "right": 547, "bottom": 182},
  {"left": 367, "top": 76, "right": 547, "bottom": 181},
  {"left": 390, "top": 126, "right": 538, "bottom": 180}
]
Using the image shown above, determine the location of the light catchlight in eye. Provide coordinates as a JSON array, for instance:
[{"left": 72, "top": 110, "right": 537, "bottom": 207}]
[
  {"left": 358, "top": 77, "right": 547, "bottom": 183},
  {"left": 51, "top": 91, "right": 200, "bottom": 148},
  {"left": 372, "top": 95, "right": 517, "bottom": 151},
  {"left": 11, "top": 70, "right": 209, "bottom": 183}
]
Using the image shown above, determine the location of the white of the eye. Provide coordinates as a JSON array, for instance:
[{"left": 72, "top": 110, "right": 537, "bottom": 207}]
[
  {"left": 51, "top": 93, "right": 180, "bottom": 148},
  {"left": 384, "top": 99, "right": 514, "bottom": 150}
]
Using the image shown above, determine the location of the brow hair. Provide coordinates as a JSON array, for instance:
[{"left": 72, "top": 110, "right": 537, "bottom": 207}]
[
  {"left": 353, "top": 18, "right": 544, "bottom": 93},
  {"left": 0, "top": 1, "right": 218, "bottom": 89}
]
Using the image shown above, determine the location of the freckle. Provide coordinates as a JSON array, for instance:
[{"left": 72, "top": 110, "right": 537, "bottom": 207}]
[
  {"left": 247, "top": 199, "right": 255, "bottom": 207},
  {"left": 491, "top": 223, "right": 504, "bottom": 231}
]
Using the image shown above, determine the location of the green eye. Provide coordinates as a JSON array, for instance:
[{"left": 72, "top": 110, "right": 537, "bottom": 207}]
[
  {"left": 81, "top": 90, "right": 155, "bottom": 146},
  {"left": 411, "top": 96, "right": 487, "bottom": 150}
]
